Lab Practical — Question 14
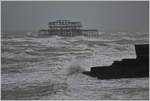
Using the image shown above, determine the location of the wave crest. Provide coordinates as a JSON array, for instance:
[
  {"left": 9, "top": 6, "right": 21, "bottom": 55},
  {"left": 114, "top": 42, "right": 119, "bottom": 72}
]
[{"left": 66, "top": 64, "right": 84, "bottom": 76}]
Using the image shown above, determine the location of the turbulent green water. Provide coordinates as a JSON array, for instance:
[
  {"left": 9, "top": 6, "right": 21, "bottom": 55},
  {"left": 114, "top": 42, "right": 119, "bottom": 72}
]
[{"left": 1, "top": 32, "right": 149, "bottom": 100}]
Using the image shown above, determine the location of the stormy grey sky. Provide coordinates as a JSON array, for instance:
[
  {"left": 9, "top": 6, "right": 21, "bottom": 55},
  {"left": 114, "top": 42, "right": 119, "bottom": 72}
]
[{"left": 1, "top": 1, "right": 149, "bottom": 33}]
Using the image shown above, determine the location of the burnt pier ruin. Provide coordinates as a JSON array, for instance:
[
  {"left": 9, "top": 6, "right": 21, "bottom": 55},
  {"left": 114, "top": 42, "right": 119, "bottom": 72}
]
[{"left": 39, "top": 20, "right": 98, "bottom": 37}]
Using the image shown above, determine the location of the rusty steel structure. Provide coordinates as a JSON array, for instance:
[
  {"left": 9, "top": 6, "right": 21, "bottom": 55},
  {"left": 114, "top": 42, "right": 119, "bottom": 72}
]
[{"left": 39, "top": 20, "right": 98, "bottom": 36}]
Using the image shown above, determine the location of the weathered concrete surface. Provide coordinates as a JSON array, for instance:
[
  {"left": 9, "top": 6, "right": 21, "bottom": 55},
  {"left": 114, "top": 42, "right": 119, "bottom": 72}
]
[{"left": 83, "top": 44, "right": 149, "bottom": 79}]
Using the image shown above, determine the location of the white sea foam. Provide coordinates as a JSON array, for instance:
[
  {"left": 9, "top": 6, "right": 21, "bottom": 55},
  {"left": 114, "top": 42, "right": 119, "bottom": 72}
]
[{"left": 1, "top": 32, "right": 149, "bottom": 100}]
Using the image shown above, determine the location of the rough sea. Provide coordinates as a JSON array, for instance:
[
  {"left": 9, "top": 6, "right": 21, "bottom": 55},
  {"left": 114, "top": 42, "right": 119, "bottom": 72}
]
[{"left": 1, "top": 32, "right": 149, "bottom": 100}]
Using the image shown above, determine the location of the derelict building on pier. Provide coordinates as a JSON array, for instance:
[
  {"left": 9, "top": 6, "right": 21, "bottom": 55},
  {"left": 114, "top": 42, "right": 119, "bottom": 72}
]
[{"left": 39, "top": 20, "right": 98, "bottom": 37}]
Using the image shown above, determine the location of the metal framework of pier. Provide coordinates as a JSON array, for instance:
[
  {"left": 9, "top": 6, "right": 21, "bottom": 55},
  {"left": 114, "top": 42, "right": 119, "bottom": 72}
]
[{"left": 39, "top": 20, "right": 98, "bottom": 36}]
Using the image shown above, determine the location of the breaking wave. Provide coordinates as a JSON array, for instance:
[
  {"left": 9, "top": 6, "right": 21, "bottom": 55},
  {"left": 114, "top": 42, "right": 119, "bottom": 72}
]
[
  {"left": 1, "top": 32, "right": 149, "bottom": 100},
  {"left": 66, "top": 64, "right": 84, "bottom": 76}
]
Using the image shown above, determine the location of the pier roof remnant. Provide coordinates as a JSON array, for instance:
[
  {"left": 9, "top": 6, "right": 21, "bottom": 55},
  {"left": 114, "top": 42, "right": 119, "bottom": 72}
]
[{"left": 39, "top": 20, "right": 98, "bottom": 37}]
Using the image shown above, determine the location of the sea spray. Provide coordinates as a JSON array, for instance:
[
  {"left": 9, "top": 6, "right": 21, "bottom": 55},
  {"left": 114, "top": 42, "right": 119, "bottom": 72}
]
[
  {"left": 66, "top": 64, "right": 84, "bottom": 76},
  {"left": 63, "top": 57, "right": 86, "bottom": 76}
]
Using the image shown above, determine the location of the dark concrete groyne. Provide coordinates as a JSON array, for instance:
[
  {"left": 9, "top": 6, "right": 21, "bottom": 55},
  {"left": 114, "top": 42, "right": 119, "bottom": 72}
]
[{"left": 83, "top": 44, "right": 149, "bottom": 79}]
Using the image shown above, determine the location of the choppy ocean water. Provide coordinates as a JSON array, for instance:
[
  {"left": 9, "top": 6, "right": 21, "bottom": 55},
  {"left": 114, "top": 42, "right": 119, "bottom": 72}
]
[{"left": 1, "top": 32, "right": 149, "bottom": 100}]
